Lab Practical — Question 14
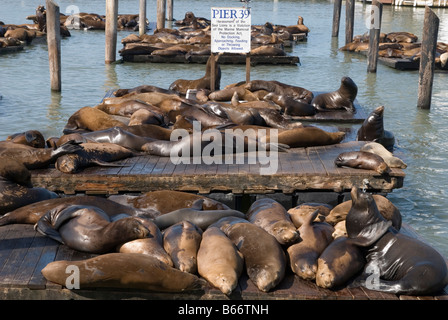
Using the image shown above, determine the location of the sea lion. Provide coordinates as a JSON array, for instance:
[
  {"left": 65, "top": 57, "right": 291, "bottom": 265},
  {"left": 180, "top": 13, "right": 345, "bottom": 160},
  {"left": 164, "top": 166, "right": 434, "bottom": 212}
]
[
  {"left": 311, "top": 76, "right": 358, "bottom": 113},
  {"left": 357, "top": 105, "right": 395, "bottom": 150},
  {"left": 169, "top": 54, "right": 221, "bottom": 94},
  {"left": 35, "top": 204, "right": 150, "bottom": 254},
  {"left": 197, "top": 227, "right": 244, "bottom": 295},
  {"left": 163, "top": 220, "right": 203, "bottom": 273},
  {"left": 108, "top": 190, "right": 230, "bottom": 215},
  {"left": 246, "top": 198, "right": 299, "bottom": 246},
  {"left": 0, "top": 195, "right": 154, "bottom": 226},
  {"left": 208, "top": 86, "right": 259, "bottom": 102},
  {"left": 244, "top": 80, "right": 314, "bottom": 103},
  {"left": 54, "top": 142, "right": 135, "bottom": 174},
  {"left": 263, "top": 92, "right": 316, "bottom": 117},
  {"left": 287, "top": 209, "right": 334, "bottom": 280},
  {"left": 221, "top": 220, "right": 286, "bottom": 292},
  {"left": 250, "top": 45, "right": 286, "bottom": 56},
  {"left": 315, "top": 237, "right": 365, "bottom": 289},
  {"left": 0, "top": 157, "right": 58, "bottom": 214},
  {"left": 116, "top": 217, "right": 173, "bottom": 267},
  {"left": 113, "top": 85, "right": 176, "bottom": 97},
  {"left": 360, "top": 142, "right": 407, "bottom": 169},
  {"left": 6, "top": 130, "right": 46, "bottom": 148},
  {"left": 153, "top": 204, "right": 246, "bottom": 230},
  {"left": 63, "top": 106, "right": 127, "bottom": 134},
  {"left": 346, "top": 187, "right": 448, "bottom": 295},
  {"left": 332, "top": 220, "right": 347, "bottom": 238},
  {"left": 335, "top": 151, "right": 390, "bottom": 174},
  {"left": 41, "top": 252, "right": 204, "bottom": 292},
  {"left": 287, "top": 202, "right": 333, "bottom": 228}
]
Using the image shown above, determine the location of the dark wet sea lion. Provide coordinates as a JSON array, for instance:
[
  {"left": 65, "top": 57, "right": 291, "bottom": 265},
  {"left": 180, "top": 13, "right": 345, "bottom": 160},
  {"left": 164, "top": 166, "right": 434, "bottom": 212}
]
[
  {"left": 197, "top": 226, "right": 244, "bottom": 295},
  {"left": 346, "top": 187, "right": 448, "bottom": 295},
  {"left": 0, "top": 195, "right": 154, "bottom": 226},
  {"left": 287, "top": 209, "right": 334, "bottom": 280},
  {"left": 41, "top": 252, "right": 204, "bottom": 292},
  {"left": 316, "top": 237, "right": 365, "bottom": 289},
  {"left": 246, "top": 198, "right": 299, "bottom": 246},
  {"left": 357, "top": 105, "right": 395, "bottom": 150},
  {"left": 221, "top": 220, "right": 286, "bottom": 292},
  {"left": 6, "top": 130, "right": 46, "bottom": 148},
  {"left": 35, "top": 204, "right": 150, "bottom": 254},
  {"left": 311, "top": 76, "right": 358, "bottom": 113},
  {"left": 245, "top": 80, "right": 314, "bottom": 103},
  {"left": 335, "top": 151, "right": 390, "bottom": 174},
  {"left": 163, "top": 220, "right": 202, "bottom": 273},
  {"left": 263, "top": 92, "right": 316, "bottom": 116}
]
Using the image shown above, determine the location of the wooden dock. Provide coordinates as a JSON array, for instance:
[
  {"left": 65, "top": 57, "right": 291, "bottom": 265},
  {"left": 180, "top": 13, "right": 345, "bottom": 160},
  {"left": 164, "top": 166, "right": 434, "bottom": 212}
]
[{"left": 29, "top": 141, "right": 404, "bottom": 195}]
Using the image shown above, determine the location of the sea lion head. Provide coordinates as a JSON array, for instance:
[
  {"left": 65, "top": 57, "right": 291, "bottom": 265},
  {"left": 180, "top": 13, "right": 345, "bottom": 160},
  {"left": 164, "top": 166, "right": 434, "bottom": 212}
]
[
  {"left": 340, "top": 76, "right": 358, "bottom": 101},
  {"left": 357, "top": 105, "right": 385, "bottom": 142},
  {"left": 345, "top": 186, "right": 392, "bottom": 247}
]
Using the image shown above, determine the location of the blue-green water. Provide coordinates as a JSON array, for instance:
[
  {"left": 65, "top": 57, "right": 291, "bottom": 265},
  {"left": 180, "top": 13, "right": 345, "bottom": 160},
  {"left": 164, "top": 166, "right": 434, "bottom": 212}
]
[{"left": 1, "top": 0, "right": 448, "bottom": 257}]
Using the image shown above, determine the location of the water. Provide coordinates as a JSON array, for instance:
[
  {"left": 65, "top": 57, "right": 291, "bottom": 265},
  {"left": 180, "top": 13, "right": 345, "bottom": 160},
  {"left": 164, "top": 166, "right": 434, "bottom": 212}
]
[{"left": 1, "top": 0, "right": 448, "bottom": 257}]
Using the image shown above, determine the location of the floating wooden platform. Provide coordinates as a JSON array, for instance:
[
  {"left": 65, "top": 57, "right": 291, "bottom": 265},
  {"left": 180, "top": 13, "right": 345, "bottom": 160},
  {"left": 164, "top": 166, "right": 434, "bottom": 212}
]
[
  {"left": 29, "top": 141, "right": 405, "bottom": 195},
  {"left": 121, "top": 53, "right": 300, "bottom": 66},
  {"left": 0, "top": 223, "right": 446, "bottom": 301}
]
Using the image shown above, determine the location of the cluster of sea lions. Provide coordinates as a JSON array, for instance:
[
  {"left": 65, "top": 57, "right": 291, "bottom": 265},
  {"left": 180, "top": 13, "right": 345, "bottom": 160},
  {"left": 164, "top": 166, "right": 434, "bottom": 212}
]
[
  {"left": 119, "top": 11, "right": 310, "bottom": 59},
  {"left": 340, "top": 31, "right": 448, "bottom": 69},
  {"left": 1, "top": 186, "right": 445, "bottom": 296}
]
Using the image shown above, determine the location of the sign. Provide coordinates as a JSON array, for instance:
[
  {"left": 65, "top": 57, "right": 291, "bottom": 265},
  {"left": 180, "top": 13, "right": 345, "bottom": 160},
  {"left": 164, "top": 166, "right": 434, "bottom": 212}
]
[{"left": 210, "top": 7, "right": 251, "bottom": 53}]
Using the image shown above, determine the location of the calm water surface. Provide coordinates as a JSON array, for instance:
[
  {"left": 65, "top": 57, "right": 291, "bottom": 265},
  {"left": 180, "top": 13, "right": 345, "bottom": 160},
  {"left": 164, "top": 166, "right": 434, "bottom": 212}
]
[{"left": 1, "top": 1, "right": 448, "bottom": 257}]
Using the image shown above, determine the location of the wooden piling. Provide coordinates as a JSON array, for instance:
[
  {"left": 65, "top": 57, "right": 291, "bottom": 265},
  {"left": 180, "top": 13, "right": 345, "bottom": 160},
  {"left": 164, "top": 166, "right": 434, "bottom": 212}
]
[
  {"left": 139, "top": 0, "right": 146, "bottom": 36},
  {"left": 332, "top": 0, "right": 342, "bottom": 37},
  {"left": 46, "top": 0, "right": 61, "bottom": 92},
  {"left": 367, "top": 0, "right": 383, "bottom": 73},
  {"left": 246, "top": 53, "right": 251, "bottom": 83},
  {"left": 157, "top": 0, "right": 166, "bottom": 29},
  {"left": 105, "top": 0, "right": 118, "bottom": 64},
  {"left": 417, "top": 6, "right": 439, "bottom": 109},
  {"left": 345, "top": 0, "right": 355, "bottom": 45},
  {"left": 167, "top": 0, "right": 174, "bottom": 21}
]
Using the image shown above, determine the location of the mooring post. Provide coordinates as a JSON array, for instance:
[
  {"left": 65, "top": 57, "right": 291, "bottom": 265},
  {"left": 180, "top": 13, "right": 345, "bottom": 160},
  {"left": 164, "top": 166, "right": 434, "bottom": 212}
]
[
  {"left": 139, "top": 0, "right": 146, "bottom": 36},
  {"left": 167, "top": 0, "right": 174, "bottom": 21},
  {"left": 46, "top": 0, "right": 61, "bottom": 91},
  {"left": 246, "top": 53, "right": 251, "bottom": 83},
  {"left": 332, "top": 0, "right": 342, "bottom": 37},
  {"left": 157, "top": 0, "right": 166, "bottom": 29},
  {"left": 210, "top": 53, "right": 216, "bottom": 92},
  {"left": 417, "top": 7, "right": 439, "bottom": 109},
  {"left": 367, "top": 0, "right": 383, "bottom": 73},
  {"left": 345, "top": 0, "right": 355, "bottom": 45},
  {"left": 105, "top": 0, "right": 118, "bottom": 64}
]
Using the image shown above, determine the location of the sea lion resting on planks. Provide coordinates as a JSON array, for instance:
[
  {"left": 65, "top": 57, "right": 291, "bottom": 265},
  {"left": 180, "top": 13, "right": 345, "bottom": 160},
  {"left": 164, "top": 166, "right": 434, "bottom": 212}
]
[
  {"left": 335, "top": 151, "right": 390, "bottom": 175},
  {"left": 310, "top": 76, "right": 358, "bottom": 113}
]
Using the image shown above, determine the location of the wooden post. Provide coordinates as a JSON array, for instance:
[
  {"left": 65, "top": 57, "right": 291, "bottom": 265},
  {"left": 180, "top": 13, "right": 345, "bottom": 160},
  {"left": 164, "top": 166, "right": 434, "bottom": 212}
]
[
  {"left": 417, "top": 7, "right": 439, "bottom": 109},
  {"left": 367, "top": 0, "right": 383, "bottom": 73},
  {"left": 46, "top": 0, "right": 61, "bottom": 91},
  {"left": 105, "top": 0, "right": 118, "bottom": 64},
  {"left": 246, "top": 53, "right": 251, "bottom": 83},
  {"left": 345, "top": 0, "right": 355, "bottom": 45},
  {"left": 139, "top": 0, "right": 146, "bottom": 36},
  {"left": 167, "top": 0, "right": 174, "bottom": 21},
  {"left": 210, "top": 53, "right": 216, "bottom": 92},
  {"left": 332, "top": 0, "right": 342, "bottom": 37},
  {"left": 157, "top": 0, "right": 166, "bottom": 30}
]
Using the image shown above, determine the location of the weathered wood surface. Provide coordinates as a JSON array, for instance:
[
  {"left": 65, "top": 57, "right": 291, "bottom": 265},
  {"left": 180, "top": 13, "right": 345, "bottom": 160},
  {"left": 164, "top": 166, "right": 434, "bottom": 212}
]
[
  {"left": 0, "top": 223, "right": 446, "bottom": 300},
  {"left": 29, "top": 141, "right": 405, "bottom": 195}
]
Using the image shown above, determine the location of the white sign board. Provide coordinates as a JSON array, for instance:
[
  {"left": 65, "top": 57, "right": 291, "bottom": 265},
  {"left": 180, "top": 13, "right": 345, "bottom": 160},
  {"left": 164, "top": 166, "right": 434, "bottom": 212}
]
[{"left": 210, "top": 7, "right": 251, "bottom": 54}]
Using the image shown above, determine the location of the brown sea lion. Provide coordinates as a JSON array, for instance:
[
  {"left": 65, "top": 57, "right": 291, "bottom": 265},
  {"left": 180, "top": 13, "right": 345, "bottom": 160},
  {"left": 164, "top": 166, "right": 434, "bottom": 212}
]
[
  {"left": 197, "top": 227, "right": 244, "bottom": 295},
  {"left": 346, "top": 187, "right": 448, "bottom": 295},
  {"left": 54, "top": 142, "right": 135, "bottom": 174},
  {"left": 6, "top": 130, "right": 46, "bottom": 148},
  {"left": 287, "top": 209, "right": 334, "bottom": 280},
  {"left": 0, "top": 195, "right": 154, "bottom": 226},
  {"left": 35, "top": 204, "right": 150, "bottom": 254},
  {"left": 169, "top": 54, "right": 221, "bottom": 94},
  {"left": 262, "top": 126, "right": 345, "bottom": 148},
  {"left": 221, "top": 220, "right": 286, "bottom": 292},
  {"left": 246, "top": 198, "right": 299, "bottom": 246},
  {"left": 316, "top": 236, "right": 365, "bottom": 289},
  {"left": 245, "top": 80, "right": 314, "bottom": 103},
  {"left": 116, "top": 217, "right": 173, "bottom": 267},
  {"left": 208, "top": 85, "right": 259, "bottom": 102},
  {"left": 311, "top": 76, "right": 358, "bottom": 113},
  {"left": 63, "top": 106, "right": 127, "bottom": 134},
  {"left": 108, "top": 190, "right": 230, "bottom": 215},
  {"left": 287, "top": 202, "right": 333, "bottom": 228},
  {"left": 360, "top": 142, "right": 407, "bottom": 169},
  {"left": 332, "top": 220, "right": 347, "bottom": 238},
  {"left": 263, "top": 92, "right": 316, "bottom": 116},
  {"left": 113, "top": 85, "right": 176, "bottom": 97},
  {"left": 335, "top": 151, "right": 390, "bottom": 174},
  {"left": 0, "top": 157, "right": 58, "bottom": 214},
  {"left": 163, "top": 220, "right": 203, "bottom": 273},
  {"left": 250, "top": 45, "right": 286, "bottom": 56},
  {"left": 41, "top": 252, "right": 204, "bottom": 292}
]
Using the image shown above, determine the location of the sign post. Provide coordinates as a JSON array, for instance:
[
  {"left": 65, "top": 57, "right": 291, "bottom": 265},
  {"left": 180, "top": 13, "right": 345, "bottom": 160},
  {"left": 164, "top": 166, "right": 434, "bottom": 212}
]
[{"left": 211, "top": 7, "right": 252, "bottom": 86}]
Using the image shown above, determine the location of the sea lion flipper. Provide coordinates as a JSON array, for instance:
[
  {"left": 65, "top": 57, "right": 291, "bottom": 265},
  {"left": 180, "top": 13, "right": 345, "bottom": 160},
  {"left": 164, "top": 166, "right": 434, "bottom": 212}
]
[
  {"left": 35, "top": 214, "right": 64, "bottom": 244},
  {"left": 347, "top": 220, "right": 392, "bottom": 247}
]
